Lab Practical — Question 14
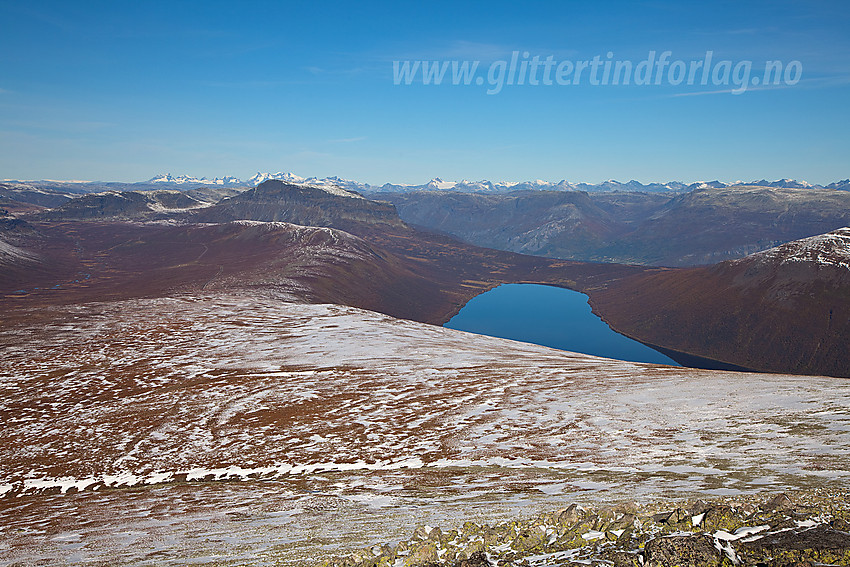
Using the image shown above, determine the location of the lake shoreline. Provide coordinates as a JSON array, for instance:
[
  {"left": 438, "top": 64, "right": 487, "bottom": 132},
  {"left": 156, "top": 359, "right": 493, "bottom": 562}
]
[{"left": 445, "top": 283, "right": 679, "bottom": 366}]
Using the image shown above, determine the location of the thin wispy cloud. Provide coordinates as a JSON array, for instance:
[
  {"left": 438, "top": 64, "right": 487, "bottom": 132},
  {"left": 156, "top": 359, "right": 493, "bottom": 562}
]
[
  {"left": 664, "top": 73, "right": 850, "bottom": 98},
  {"left": 725, "top": 27, "right": 761, "bottom": 35},
  {"left": 384, "top": 40, "right": 579, "bottom": 64},
  {"left": 200, "top": 79, "right": 308, "bottom": 88},
  {"left": 304, "top": 65, "right": 371, "bottom": 77},
  {"left": 437, "top": 40, "right": 519, "bottom": 61},
  {"left": 5, "top": 119, "right": 115, "bottom": 132},
  {"left": 668, "top": 85, "right": 788, "bottom": 97},
  {"left": 799, "top": 74, "right": 850, "bottom": 89},
  {"left": 329, "top": 136, "right": 366, "bottom": 144}
]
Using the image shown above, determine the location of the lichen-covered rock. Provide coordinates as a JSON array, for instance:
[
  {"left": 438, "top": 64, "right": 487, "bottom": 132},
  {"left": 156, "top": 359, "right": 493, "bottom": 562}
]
[
  {"left": 412, "top": 525, "right": 433, "bottom": 541},
  {"left": 428, "top": 526, "right": 444, "bottom": 544},
  {"left": 451, "top": 551, "right": 490, "bottom": 567},
  {"left": 555, "top": 503, "right": 582, "bottom": 527},
  {"left": 701, "top": 505, "right": 740, "bottom": 532},
  {"left": 320, "top": 492, "right": 849, "bottom": 567},
  {"left": 603, "top": 549, "right": 643, "bottom": 567},
  {"left": 736, "top": 524, "right": 850, "bottom": 566},
  {"left": 404, "top": 542, "right": 439, "bottom": 566},
  {"left": 510, "top": 527, "right": 544, "bottom": 552},
  {"left": 610, "top": 513, "right": 637, "bottom": 531},
  {"left": 456, "top": 541, "right": 485, "bottom": 560},
  {"left": 763, "top": 492, "right": 795, "bottom": 512},
  {"left": 644, "top": 534, "right": 722, "bottom": 567},
  {"left": 651, "top": 510, "right": 675, "bottom": 524}
]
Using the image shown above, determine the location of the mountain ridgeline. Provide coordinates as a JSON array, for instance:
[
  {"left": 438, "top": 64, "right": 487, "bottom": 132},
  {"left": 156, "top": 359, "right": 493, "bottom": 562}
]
[
  {"left": 20, "top": 180, "right": 405, "bottom": 230},
  {"left": 191, "top": 180, "right": 403, "bottom": 230}
]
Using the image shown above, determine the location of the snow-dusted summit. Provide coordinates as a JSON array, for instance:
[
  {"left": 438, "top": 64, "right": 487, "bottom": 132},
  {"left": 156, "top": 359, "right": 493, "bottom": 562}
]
[
  {"left": 245, "top": 172, "right": 371, "bottom": 192},
  {"left": 148, "top": 174, "right": 243, "bottom": 186},
  {"left": 744, "top": 227, "right": 850, "bottom": 270}
]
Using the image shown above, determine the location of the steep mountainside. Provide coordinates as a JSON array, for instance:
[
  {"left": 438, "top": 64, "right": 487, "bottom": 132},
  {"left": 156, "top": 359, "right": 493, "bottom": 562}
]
[
  {"left": 376, "top": 190, "right": 670, "bottom": 261},
  {"left": 377, "top": 186, "right": 850, "bottom": 266},
  {"left": 0, "top": 220, "right": 447, "bottom": 319},
  {"left": 0, "top": 212, "right": 648, "bottom": 327},
  {"left": 0, "top": 213, "right": 68, "bottom": 293},
  {"left": 0, "top": 218, "right": 41, "bottom": 271},
  {"left": 588, "top": 228, "right": 850, "bottom": 377}
]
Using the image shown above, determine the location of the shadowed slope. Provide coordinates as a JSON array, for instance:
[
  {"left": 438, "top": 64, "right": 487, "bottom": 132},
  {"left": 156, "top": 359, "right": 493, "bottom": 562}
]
[{"left": 589, "top": 228, "right": 850, "bottom": 377}]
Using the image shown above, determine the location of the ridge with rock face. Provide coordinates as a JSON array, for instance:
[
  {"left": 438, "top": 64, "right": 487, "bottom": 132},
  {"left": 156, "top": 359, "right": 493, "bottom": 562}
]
[
  {"left": 35, "top": 189, "right": 210, "bottom": 221},
  {"left": 191, "top": 179, "right": 405, "bottom": 230}
]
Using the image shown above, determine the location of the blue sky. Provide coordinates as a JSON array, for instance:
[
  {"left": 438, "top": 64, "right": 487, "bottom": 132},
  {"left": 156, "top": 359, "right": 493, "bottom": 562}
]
[{"left": 0, "top": 0, "right": 848, "bottom": 184}]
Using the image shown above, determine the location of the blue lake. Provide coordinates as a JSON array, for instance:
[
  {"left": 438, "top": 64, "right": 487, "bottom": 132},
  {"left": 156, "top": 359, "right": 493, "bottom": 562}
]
[{"left": 445, "top": 283, "right": 679, "bottom": 366}]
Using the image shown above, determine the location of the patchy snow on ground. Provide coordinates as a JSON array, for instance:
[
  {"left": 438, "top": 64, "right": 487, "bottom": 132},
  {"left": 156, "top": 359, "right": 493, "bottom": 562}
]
[
  {"left": 1, "top": 293, "right": 849, "bottom": 565},
  {"left": 743, "top": 227, "right": 850, "bottom": 270}
]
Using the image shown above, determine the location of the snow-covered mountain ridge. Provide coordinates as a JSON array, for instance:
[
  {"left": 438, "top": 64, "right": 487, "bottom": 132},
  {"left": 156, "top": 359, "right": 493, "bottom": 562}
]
[
  {"left": 146, "top": 172, "right": 850, "bottom": 193},
  {"left": 147, "top": 174, "right": 242, "bottom": 186}
]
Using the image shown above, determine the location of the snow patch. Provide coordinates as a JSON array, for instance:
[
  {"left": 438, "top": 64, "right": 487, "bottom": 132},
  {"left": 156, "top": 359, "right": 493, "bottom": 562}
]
[{"left": 743, "top": 227, "right": 850, "bottom": 269}]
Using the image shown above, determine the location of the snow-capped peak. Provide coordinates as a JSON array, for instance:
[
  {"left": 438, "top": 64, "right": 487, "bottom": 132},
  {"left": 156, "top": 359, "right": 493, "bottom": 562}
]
[
  {"left": 746, "top": 178, "right": 814, "bottom": 189},
  {"left": 425, "top": 178, "right": 457, "bottom": 190},
  {"left": 246, "top": 172, "right": 307, "bottom": 185},
  {"left": 148, "top": 174, "right": 244, "bottom": 186}
]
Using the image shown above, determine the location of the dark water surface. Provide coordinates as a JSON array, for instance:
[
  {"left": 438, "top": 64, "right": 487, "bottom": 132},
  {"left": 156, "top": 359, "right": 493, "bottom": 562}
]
[{"left": 445, "top": 283, "right": 679, "bottom": 365}]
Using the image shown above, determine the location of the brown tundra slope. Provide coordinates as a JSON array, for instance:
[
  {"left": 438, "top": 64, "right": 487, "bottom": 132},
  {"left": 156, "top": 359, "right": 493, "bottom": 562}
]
[
  {"left": 0, "top": 181, "right": 647, "bottom": 326},
  {"left": 589, "top": 228, "right": 850, "bottom": 377}
]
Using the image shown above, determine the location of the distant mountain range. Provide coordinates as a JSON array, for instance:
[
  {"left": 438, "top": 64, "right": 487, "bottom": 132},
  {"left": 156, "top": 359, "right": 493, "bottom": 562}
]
[
  {"left": 4, "top": 173, "right": 849, "bottom": 194},
  {"left": 143, "top": 172, "right": 850, "bottom": 193}
]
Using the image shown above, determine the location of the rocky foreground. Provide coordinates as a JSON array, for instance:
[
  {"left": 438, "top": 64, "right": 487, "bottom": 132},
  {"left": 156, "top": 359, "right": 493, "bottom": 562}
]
[{"left": 322, "top": 492, "right": 850, "bottom": 567}]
